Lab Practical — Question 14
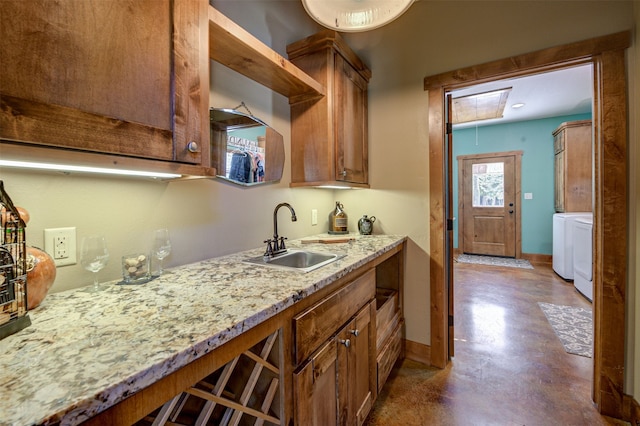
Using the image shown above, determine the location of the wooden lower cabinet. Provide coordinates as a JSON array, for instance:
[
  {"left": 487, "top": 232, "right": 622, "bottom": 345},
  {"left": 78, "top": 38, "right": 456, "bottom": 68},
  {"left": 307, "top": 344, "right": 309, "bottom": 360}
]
[
  {"left": 339, "top": 303, "right": 375, "bottom": 426},
  {"left": 86, "top": 244, "right": 405, "bottom": 425},
  {"left": 294, "top": 302, "right": 375, "bottom": 426}
]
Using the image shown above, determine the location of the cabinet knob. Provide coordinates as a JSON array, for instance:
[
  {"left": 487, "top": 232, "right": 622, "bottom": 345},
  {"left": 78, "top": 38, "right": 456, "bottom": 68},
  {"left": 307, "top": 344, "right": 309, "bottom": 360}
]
[
  {"left": 340, "top": 169, "right": 347, "bottom": 177},
  {"left": 339, "top": 339, "right": 351, "bottom": 348},
  {"left": 349, "top": 329, "right": 359, "bottom": 337},
  {"left": 187, "top": 141, "right": 199, "bottom": 153}
]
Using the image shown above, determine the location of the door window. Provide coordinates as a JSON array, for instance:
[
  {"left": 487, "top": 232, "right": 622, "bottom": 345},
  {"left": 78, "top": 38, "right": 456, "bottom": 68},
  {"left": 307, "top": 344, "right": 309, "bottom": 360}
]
[{"left": 472, "top": 162, "right": 504, "bottom": 207}]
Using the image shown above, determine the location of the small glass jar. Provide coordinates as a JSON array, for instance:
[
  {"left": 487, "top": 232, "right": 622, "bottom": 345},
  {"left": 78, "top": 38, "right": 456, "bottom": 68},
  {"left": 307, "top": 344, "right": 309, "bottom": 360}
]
[{"left": 122, "top": 253, "right": 151, "bottom": 284}]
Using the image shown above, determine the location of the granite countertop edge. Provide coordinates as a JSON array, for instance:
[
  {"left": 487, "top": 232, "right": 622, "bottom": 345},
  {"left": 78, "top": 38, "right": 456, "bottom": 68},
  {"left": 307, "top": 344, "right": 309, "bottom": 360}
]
[{"left": 0, "top": 234, "right": 406, "bottom": 426}]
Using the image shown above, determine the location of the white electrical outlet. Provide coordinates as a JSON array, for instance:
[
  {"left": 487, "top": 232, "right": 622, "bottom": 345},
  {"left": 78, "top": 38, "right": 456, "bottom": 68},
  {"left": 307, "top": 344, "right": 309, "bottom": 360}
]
[
  {"left": 44, "top": 227, "right": 77, "bottom": 266},
  {"left": 311, "top": 209, "right": 318, "bottom": 226}
]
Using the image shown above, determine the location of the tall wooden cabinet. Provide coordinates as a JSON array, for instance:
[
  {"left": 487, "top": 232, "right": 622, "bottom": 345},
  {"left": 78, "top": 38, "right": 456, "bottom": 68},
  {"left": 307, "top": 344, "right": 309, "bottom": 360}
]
[
  {"left": 553, "top": 120, "right": 593, "bottom": 212},
  {"left": 0, "top": 0, "right": 212, "bottom": 175},
  {"left": 287, "top": 30, "right": 371, "bottom": 188}
]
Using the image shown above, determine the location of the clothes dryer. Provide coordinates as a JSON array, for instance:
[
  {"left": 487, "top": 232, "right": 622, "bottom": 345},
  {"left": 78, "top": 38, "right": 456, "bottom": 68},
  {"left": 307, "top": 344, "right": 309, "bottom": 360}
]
[
  {"left": 573, "top": 216, "right": 593, "bottom": 302},
  {"left": 552, "top": 212, "right": 592, "bottom": 280}
]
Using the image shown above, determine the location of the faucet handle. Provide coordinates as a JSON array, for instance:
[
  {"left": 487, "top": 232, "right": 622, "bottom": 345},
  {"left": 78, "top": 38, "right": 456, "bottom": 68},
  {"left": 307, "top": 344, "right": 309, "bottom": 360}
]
[
  {"left": 263, "top": 239, "right": 274, "bottom": 257},
  {"left": 279, "top": 236, "right": 287, "bottom": 251}
]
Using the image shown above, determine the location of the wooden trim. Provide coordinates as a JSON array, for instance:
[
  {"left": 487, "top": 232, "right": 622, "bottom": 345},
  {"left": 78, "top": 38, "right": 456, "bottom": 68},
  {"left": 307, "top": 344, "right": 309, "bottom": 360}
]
[
  {"left": 424, "top": 31, "right": 631, "bottom": 90},
  {"left": 286, "top": 29, "right": 372, "bottom": 81},
  {"left": 426, "top": 30, "right": 630, "bottom": 418},
  {"left": 404, "top": 339, "right": 431, "bottom": 365},
  {"left": 428, "top": 87, "right": 448, "bottom": 369},
  {"left": 521, "top": 253, "right": 552, "bottom": 264},
  {"left": 591, "top": 48, "right": 628, "bottom": 418}
]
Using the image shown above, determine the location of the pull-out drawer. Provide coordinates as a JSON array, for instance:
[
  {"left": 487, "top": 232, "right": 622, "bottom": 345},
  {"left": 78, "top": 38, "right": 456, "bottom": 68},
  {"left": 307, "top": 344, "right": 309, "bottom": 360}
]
[
  {"left": 375, "top": 288, "right": 400, "bottom": 350},
  {"left": 377, "top": 321, "right": 402, "bottom": 393},
  {"left": 293, "top": 268, "right": 375, "bottom": 365}
]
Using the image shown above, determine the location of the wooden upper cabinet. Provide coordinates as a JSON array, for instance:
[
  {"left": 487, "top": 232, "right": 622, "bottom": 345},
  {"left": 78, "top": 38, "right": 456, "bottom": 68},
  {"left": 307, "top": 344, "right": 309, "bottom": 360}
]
[
  {"left": 0, "top": 0, "right": 211, "bottom": 174},
  {"left": 553, "top": 120, "right": 593, "bottom": 212},
  {"left": 287, "top": 30, "right": 371, "bottom": 188}
]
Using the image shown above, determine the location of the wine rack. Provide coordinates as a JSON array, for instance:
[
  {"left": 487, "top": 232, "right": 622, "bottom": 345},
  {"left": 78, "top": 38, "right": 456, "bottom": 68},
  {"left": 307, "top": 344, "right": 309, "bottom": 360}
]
[{"left": 138, "top": 329, "right": 282, "bottom": 426}]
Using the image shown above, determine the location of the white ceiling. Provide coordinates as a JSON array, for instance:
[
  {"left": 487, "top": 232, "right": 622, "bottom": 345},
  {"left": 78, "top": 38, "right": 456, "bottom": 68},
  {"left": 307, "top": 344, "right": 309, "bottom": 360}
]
[{"left": 450, "top": 64, "right": 593, "bottom": 129}]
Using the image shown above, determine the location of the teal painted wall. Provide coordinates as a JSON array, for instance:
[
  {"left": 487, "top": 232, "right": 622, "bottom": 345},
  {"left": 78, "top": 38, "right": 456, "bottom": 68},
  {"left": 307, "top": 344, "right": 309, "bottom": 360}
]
[{"left": 453, "top": 113, "right": 591, "bottom": 255}]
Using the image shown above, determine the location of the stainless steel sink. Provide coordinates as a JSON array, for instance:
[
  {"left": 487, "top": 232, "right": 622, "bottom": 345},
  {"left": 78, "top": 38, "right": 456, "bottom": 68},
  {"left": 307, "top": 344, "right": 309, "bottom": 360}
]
[{"left": 244, "top": 249, "right": 345, "bottom": 273}]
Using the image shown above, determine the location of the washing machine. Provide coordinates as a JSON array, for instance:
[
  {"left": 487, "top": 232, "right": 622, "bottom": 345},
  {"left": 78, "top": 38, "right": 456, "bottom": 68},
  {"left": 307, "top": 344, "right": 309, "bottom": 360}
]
[
  {"left": 552, "top": 212, "right": 592, "bottom": 280},
  {"left": 573, "top": 216, "right": 593, "bottom": 302}
]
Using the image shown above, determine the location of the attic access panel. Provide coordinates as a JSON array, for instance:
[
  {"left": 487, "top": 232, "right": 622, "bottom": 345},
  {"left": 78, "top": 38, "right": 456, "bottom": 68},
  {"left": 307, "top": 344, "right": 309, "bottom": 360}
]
[{"left": 452, "top": 87, "right": 512, "bottom": 124}]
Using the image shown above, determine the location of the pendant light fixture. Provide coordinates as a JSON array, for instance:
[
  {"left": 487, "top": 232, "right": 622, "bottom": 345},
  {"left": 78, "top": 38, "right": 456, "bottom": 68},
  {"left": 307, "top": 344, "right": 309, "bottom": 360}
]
[{"left": 301, "top": 0, "right": 415, "bottom": 32}]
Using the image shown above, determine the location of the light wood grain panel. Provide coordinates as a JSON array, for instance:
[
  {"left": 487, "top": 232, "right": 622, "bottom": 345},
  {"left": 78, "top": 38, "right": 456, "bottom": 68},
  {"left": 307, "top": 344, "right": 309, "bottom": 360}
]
[
  {"left": 592, "top": 48, "right": 627, "bottom": 418},
  {"left": 0, "top": 0, "right": 171, "bottom": 128},
  {"left": 208, "top": 6, "right": 324, "bottom": 101},
  {"left": 288, "top": 30, "right": 370, "bottom": 188},
  {"left": 294, "top": 268, "right": 375, "bottom": 365}
]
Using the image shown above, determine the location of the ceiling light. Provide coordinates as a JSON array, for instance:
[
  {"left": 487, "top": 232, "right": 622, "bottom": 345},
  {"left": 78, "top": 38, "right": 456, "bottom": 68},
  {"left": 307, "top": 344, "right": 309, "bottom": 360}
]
[
  {"left": 452, "top": 87, "right": 512, "bottom": 124},
  {"left": 0, "top": 160, "right": 181, "bottom": 179},
  {"left": 512, "top": 103, "right": 526, "bottom": 109},
  {"left": 302, "top": 0, "right": 415, "bottom": 32}
]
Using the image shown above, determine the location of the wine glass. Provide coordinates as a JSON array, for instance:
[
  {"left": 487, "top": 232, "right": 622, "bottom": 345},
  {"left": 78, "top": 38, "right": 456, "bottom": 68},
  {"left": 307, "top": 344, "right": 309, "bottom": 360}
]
[
  {"left": 80, "top": 235, "right": 109, "bottom": 292},
  {"left": 152, "top": 228, "right": 172, "bottom": 276}
]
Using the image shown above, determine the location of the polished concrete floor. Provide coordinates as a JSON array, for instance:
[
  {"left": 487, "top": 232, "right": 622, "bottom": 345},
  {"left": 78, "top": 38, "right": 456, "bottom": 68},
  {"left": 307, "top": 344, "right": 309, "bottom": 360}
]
[{"left": 366, "top": 260, "right": 628, "bottom": 425}]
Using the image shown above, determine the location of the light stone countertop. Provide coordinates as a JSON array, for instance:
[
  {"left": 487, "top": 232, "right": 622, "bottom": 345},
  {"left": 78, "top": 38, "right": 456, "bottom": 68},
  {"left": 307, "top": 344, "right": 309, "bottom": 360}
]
[{"left": 0, "top": 234, "right": 406, "bottom": 426}]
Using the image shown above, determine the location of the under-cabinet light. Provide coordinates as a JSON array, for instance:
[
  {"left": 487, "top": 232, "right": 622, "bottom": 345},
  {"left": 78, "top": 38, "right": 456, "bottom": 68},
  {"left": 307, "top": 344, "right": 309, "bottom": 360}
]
[
  {"left": 316, "top": 185, "right": 356, "bottom": 189},
  {"left": 511, "top": 103, "right": 526, "bottom": 109},
  {"left": 0, "top": 160, "right": 182, "bottom": 179}
]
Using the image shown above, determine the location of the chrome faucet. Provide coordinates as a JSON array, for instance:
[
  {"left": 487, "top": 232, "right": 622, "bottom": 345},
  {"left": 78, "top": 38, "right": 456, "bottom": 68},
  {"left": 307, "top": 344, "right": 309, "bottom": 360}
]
[{"left": 264, "top": 202, "right": 297, "bottom": 258}]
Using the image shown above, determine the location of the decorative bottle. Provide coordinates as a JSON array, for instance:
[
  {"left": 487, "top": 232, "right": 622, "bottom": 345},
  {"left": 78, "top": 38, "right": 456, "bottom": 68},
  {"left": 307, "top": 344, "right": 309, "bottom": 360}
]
[{"left": 328, "top": 202, "right": 348, "bottom": 234}]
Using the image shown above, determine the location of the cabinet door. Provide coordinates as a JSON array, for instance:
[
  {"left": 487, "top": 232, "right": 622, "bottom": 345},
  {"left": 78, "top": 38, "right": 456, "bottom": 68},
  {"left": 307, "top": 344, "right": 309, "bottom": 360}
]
[
  {"left": 337, "top": 303, "right": 374, "bottom": 426},
  {"left": 0, "top": 0, "right": 208, "bottom": 166},
  {"left": 294, "top": 339, "right": 339, "bottom": 426},
  {"left": 334, "top": 54, "right": 368, "bottom": 185}
]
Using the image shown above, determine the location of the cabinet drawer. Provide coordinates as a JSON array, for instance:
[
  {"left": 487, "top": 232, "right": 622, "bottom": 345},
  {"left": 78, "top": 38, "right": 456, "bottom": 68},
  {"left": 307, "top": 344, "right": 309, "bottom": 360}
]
[
  {"left": 294, "top": 269, "right": 375, "bottom": 365},
  {"left": 375, "top": 289, "right": 399, "bottom": 350},
  {"left": 377, "top": 321, "right": 402, "bottom": 393}
]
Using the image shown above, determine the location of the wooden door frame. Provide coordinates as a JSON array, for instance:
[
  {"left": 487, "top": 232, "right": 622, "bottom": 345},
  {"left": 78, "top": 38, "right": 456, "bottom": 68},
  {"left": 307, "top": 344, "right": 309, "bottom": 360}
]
[
  {"left": 457, "top": 151, "right": 523, "bottom": 259},
  {"left": 425, "top": 31, "right": 630, "bottom": 418}
]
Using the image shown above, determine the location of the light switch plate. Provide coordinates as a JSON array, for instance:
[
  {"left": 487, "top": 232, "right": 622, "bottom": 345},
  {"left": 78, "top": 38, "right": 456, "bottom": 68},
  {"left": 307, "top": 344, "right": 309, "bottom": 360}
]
[
  {"left": 44, "top": 227, "right": 77, "bottom": 266},
  {"left": 524, "top": 193, "right": 533, "bottom": 200}
]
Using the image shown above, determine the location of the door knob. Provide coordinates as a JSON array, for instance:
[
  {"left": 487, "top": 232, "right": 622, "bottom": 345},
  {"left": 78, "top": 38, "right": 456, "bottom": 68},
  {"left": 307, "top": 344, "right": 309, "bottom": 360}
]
[
  {"left": 509, "top": 210, "right": 514, "bottom": 214},
  {"left": 349, "top": 329, "right": 360, "bottom": 337},
  {"left": 339, "top": 339, "right": 351, "bottom": 348}
]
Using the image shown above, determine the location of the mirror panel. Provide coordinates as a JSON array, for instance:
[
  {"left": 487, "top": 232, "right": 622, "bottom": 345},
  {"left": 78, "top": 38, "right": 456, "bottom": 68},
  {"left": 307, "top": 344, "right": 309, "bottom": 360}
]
[{"left": 210, "top": 108, "right": 285, "bottom": 186}]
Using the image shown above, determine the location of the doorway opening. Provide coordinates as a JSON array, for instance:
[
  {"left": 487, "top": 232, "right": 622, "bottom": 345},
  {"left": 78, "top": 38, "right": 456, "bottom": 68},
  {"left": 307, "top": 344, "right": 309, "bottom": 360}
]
[{"left": 425, "top": 31, "right": 630, "bottom": 418}]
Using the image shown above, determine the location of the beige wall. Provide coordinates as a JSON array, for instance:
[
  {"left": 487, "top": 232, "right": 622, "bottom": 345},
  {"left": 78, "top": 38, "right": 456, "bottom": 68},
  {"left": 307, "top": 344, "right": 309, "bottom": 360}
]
[{"left": 1, "top": 0, "right": 637, "bottom": 393}]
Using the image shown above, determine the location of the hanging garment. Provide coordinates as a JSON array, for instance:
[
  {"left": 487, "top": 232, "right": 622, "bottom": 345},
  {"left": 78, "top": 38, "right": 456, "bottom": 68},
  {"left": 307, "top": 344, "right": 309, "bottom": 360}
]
[{"left": 229, "top": 152, "right": 251, "bottom": 182}]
